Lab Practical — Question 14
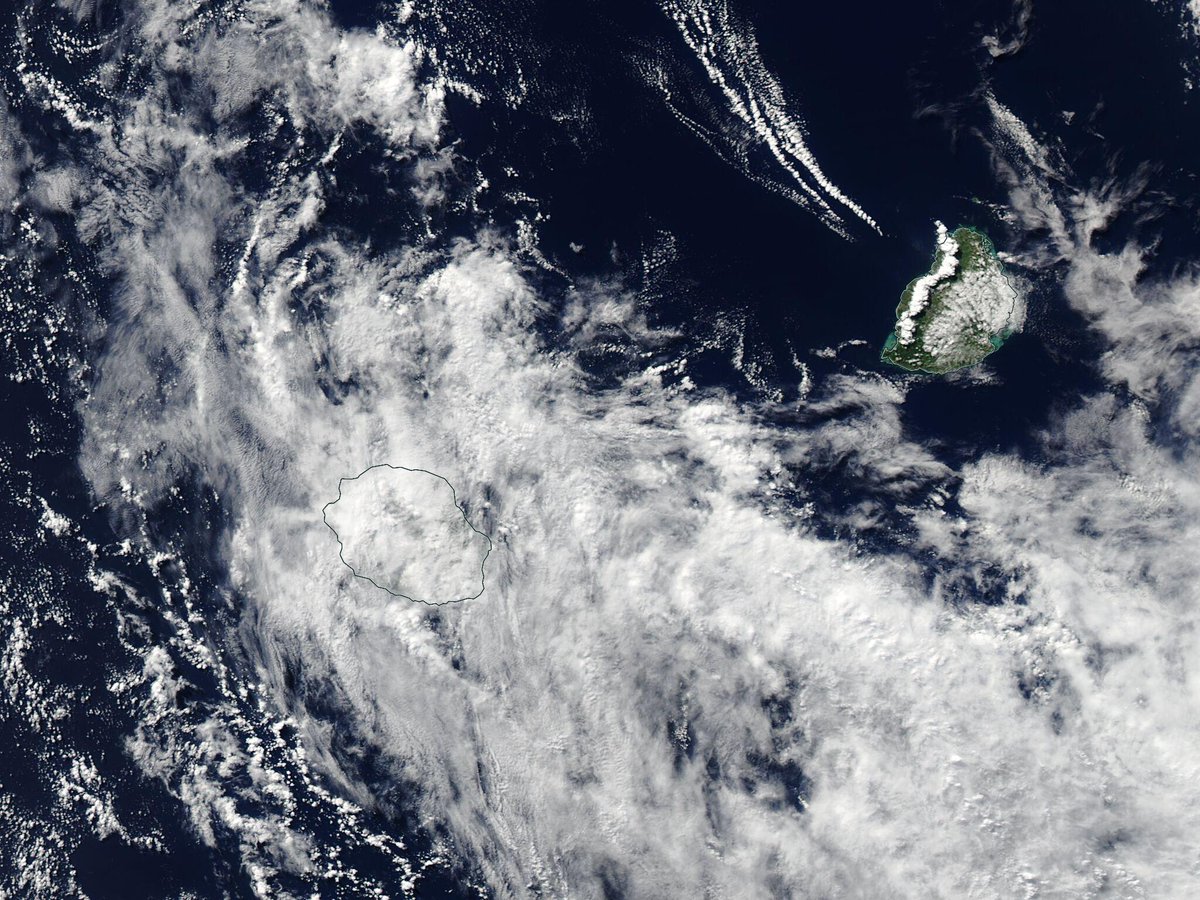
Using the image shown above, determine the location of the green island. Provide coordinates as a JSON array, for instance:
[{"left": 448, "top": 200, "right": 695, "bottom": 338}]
[{"left": 881, "top": 223, "right": 1021, "bottom": 374}]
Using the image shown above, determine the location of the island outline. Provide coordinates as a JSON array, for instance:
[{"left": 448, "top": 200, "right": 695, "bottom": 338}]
[
  {"left": 322, "top": 464, "right": 493, "bottom": 607},
  {"left": 881, "top": 223, "right": 1020, "bottom": 374}
]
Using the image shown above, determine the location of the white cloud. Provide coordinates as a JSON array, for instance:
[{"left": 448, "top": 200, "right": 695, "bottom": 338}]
[
  {"left": 323, "top": 465, "right": 490, "bottom": 604},
  {"left": 982, "top": 0, "right": 1033, "bottom": 59},
  {"left": 14, "top": 7, "right": 1200, "bottom": 898},
  {"left": 81, "top": 203, "right": 1200, "bottom": 894},
  {"left": 895, "top": 220, "right": 959, "bottom": 345},
  {"left": 656, "top": 0, "right": 880, "bottom": 238}
]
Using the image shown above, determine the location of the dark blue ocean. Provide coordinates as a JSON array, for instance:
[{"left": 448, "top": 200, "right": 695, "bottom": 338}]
[{"left": 425, "top": 0, "right": 1197, "bottom": 459}]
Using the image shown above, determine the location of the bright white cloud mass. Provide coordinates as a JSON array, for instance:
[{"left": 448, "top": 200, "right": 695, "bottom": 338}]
[
  {"left": 2, "top": 0, "right": 1200, "bottom": 896},
  {"left": 324, "top": 465, "right": 490, "bottom": 604}
]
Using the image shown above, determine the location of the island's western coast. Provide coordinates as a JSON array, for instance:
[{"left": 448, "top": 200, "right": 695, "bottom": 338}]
[{"left": 882, "top": 223, "right": 1021, "bottom": 374}]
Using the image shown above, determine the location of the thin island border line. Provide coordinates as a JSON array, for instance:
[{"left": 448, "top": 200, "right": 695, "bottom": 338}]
[
  {"left": 321, "top": 464, "right": 493, "bottom": 607},
  {"left": 881, "top": 224, "right": 1020, "bottom": 375}
]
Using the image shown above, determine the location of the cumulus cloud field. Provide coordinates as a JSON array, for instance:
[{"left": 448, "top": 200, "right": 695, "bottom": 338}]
[{"left": 1, "top": 0, "right": 1199, "bottom": 896}]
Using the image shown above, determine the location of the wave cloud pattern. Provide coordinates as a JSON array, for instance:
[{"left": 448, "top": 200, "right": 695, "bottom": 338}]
[{"left": 656, "top": 0, "right": 881, "bottom": 239}]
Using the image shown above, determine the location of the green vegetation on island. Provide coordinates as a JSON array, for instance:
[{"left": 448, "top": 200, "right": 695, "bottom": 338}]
[{"left": 882, "top": 223, "right": 1021, "bottom": 374}]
